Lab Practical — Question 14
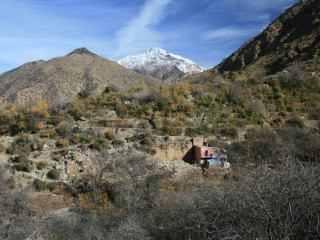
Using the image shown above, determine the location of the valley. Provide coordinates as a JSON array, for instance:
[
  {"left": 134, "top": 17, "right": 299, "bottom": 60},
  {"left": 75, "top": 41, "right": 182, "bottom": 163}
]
[{"left": 0, "top": 0, "right": 319, "bottom": 239}]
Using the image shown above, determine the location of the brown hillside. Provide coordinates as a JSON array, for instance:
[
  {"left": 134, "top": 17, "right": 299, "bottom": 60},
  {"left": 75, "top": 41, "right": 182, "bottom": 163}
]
[
  {"left": 133, "top": 65, "right": 186, "bottom": 84},
  {"left": 0, "top": 48, "right": 161, "bottom": 104},
  {"left": 217, "top": 0, "right": 320, "bottom": 75}
]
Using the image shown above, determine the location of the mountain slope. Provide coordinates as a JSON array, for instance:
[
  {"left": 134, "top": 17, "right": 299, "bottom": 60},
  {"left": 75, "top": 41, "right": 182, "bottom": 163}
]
[
  {"left": 217, "top": 0, "right": 320, "bottom": 75},
  {"left": 0, "top": 48, "right": 161, "bottom": 104},
  {"left": 118, "top": 47, "right": 205, "bottom": 84}
]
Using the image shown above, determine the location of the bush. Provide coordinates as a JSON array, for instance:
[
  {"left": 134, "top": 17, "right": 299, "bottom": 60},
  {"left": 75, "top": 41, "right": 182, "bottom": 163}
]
[
  {"left": 79, "top": 133, "right": 89, "bottom": 143},
  {"left": 287, "top": 115, "right": 306, "bottom": 128},
  {"left": 185, "top": 125, "right": 210, "bottom": 137},
  {"left": 220, "top": 127, "right": 239, "bottom": 139},
  {"left": 113, "top": 139, "right": 124, "bottom": 148},
  {"left": 34, "top": 122, "right": 45, "bottom": 132},
  {"left": 106, "top": 129, "right": 116, "bottom": 140},
  {"left": 33, "top": 179, "right": 56, "bottom": 191},
  {"left": 14, "top": 154, "right": 32, "bottom": 172},
  {"left": 104, "top": 85, "right": 118, "bottom": 94},
  {"left": 90, "top": 138, "right": 109, "bottom": 151},
  {"left": 37, "top": 161, "right": 48, "bottom": 170},
  {"left": 185, "top": 127, "right": 198, "bottom": 137},
  {"left": 56, "top": 121, "right": 71, "bottom": 138},
  {"left": 78, "top": 89, "right": 91, "bottom": 99},
  {"left": 47, "top": 169, "right": 60, "bottom": 180},
  {"left": 142, "top": 136, "right": 154, "bottom": 146},
  {"left": 56, "top": 139, "right": 69, "bottom": 148},
  {"left": 8, "top": 133, "right": 33, "bottom": 155},
  {"left": 40, "top": 128, "right": 57, "bottom": 138}
]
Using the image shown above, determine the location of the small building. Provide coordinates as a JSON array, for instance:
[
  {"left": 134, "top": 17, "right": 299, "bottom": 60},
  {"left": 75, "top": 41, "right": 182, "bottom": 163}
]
[
  {"left": 192, "top": 138, "right": 227, "bottom": 169},
  {"left": 194, "top": 145, "right": 213, "bottom": 165}
]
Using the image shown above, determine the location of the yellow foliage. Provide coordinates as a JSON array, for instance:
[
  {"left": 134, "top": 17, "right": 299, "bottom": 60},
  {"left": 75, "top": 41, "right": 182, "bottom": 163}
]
[
  {"left": 35, "top": 122, "right": 45, "bottom": 132},
  {"left": 79, "top": 192, "right": 109, "bottom": 214},
  {"left": 31, "top": 101, "right": 49, "bottom": 114},
  {"left": 172, "top": 84, "right": 191, "bottom": 102}
]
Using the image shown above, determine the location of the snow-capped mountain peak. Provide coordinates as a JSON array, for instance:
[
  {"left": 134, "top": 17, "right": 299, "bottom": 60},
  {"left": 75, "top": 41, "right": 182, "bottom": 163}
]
[{"left": 118, "top": 47, "right": 205, "bottom": 77}]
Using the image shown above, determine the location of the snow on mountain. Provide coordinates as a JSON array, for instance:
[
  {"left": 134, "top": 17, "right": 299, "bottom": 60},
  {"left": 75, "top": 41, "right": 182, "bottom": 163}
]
[{"left": 118, "top": 47, "right": 205, "bottom": 82}]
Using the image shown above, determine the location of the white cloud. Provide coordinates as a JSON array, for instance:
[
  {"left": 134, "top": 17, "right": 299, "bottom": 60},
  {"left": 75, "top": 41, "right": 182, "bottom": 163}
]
[
  {"left": 112, "top": 0, "right": 171, "bottom": 59},
  {"left": 203, "top": 27, "right": 257, "bottom": 41}
]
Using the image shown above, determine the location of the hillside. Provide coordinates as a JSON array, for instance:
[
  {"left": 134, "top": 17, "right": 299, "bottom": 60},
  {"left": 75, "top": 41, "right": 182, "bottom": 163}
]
[
  {"left": 0, "top": 71, "right": 319, "bottom": 238},
  {"left": 217, "top": 0, "right": 320, "bottom": 75},
  {"left": 118, "top": 47, "right": 204, "bottom": 84},
  {"left": 0, "top": 48, "right": 161, "bottom": 104},
  {"left": 0, "top": 1, "right": 319, "bottom": 239}
]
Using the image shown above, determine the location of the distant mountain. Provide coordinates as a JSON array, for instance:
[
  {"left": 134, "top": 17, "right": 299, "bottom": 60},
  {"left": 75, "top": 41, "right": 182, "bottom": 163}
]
[
  {"left": 217, "top": 0, "right": 320, "bottom": 75},
  {"left": 118, "top": 47, "right": 205, "bottom": 84},
  {"left": 0, "top": 48, "right": 161, "bottom": 104}
]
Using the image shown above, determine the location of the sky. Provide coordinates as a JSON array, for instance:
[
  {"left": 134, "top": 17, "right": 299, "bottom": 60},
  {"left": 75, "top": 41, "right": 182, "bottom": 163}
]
[{"left": 0, "top": 0, "right": 300, "bottom": 73}]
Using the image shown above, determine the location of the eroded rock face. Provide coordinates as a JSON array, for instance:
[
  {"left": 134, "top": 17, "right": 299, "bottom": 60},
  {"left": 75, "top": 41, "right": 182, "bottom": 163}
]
[{"left": 217, "top": 0, "right": 320, "bottom": 75}]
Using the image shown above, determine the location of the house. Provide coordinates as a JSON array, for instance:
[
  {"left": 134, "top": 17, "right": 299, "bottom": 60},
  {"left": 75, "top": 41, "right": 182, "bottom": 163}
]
[{"left": 192, "top": 138, "right": 227, "bottom": 169}]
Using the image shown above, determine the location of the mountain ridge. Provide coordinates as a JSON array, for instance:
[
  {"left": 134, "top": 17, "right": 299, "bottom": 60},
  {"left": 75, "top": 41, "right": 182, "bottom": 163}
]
[
  {"left": 216, "top": 0, "right": 320, "bottom": 75},
  {"left": 118, "top": 47, "right": 204, "bottom": 84},
  {"left": 0, "top": 48, "right": 161, "bottom": 104}
]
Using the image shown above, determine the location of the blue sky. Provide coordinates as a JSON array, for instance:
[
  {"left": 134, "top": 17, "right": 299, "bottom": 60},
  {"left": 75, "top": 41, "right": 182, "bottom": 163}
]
[{"left": 0, "top": 0, "right": 299, "bottom": 73}]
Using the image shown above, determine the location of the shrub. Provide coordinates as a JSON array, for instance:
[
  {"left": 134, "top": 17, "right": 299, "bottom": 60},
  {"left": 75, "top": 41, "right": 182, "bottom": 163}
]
[
  {"left": 56, "top": 121, "right": 71, "bottom": 138},
  {"left": 104, "top": 85, "right": 118, "bottom": 94},
  {"left": 185, "top": 125, "right": 210, "bottom": 137},
  {"left": 79, "top": 133, "right": 89, "bottom": 143},
  {"left": 142, "top": 136, "right": 154, "bottom": 146},
  {"left": 185, "top": 127, "right": 198, "bottom": 137},
  {"left": 9, "top": 133, "right": 33, "bottom": 155},
  {"left": 106, "top": 129, "right": 116, "bottom": 140},
  {"left": 113, "top": 139, "right": 124, "bottom": 148},
  {"left": 90, "top": 138, "right": 109, "bottom": 151},
  {"left": 157, "top": 99, "right": 169, "bottom": 111},
  {"left": 33, "top": 179, "right": 56, "bottom": 191},
  {"left": 148, "top": 147, "right": 157, "bottom": 155},
  {"left": 201, "top": 93, "right": 216, "bottom": 108},
  {"left": 220, "top": 127, "right": 239, "bottom": 139},
  {"left": 78, "top": 89, "right": 91, "bottom": 99},
  {"left": 37, "top": 161, "right": 48, "bottom": 170},
  {"left": 287, "top": 115, "right": 307, "bottom": 128},
  {"left": 34, "top": 122, "right": 45, "bottom": 132},
  {"left": 47, "top": 169, "right": 60, "bottom": 180},
  {"left": 56, "top": 139, "right": 69, "bottom": 148},
  {"left": 40, "top": 128, "right": 57, "bottom": 138},
  {"left": 14, "top": 154, "right": 32, "bottom": 172}
]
